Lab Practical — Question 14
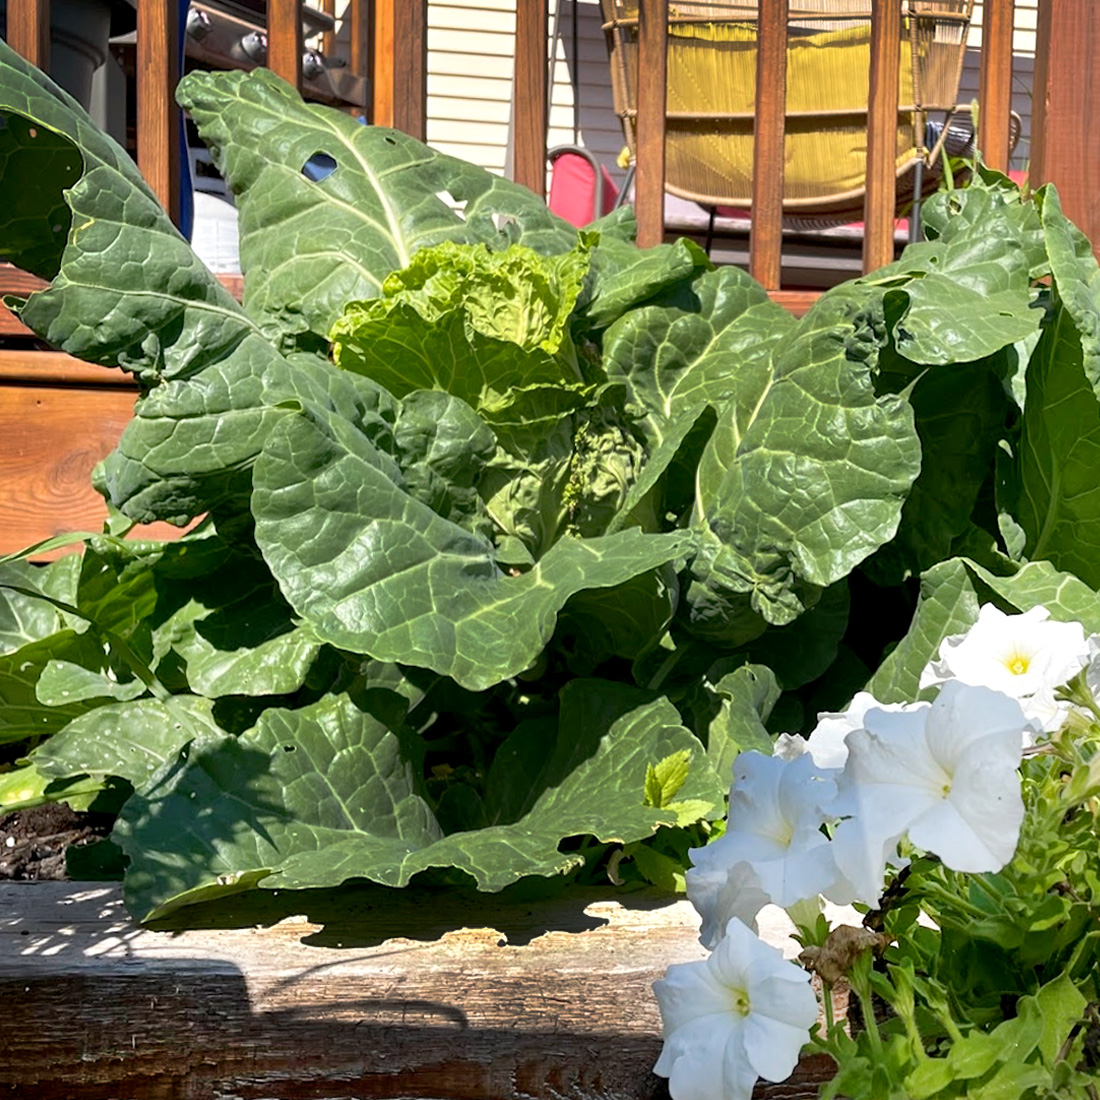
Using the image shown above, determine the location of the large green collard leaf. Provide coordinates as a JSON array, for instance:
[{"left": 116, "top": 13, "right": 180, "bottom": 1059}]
[
  {"left": 252, "top": 402, "right": 692, "bottom": 689},
  {"left": 0, "top": 556, "right": 80, "bottom": 654},
  {"left": 0, "top": 43, "right": 258, "bottom": 387},
  {"left": 152, "top": 570, "right": 323, "bottom": 699},
  {"left": 0, "top": 629, "right": 113, "bottom": 742},
  {"left": 865, "top": 558, "right": 982, "bottom": 703},
  {"left": 31, "top": 696, "right": 224, "bottom": 790},
  {"left": 178, "top": 68, "right": 576, "bottom": 354},
  {"left": 885, "top": 179, "right": 1046, "bottom": 364},
  {"left": 584, "top": 236, "right": 713, "bottom": 331},
  {"left": 705, "top": 663, "right": 780, "bottom": 781},
  {"left": 866, "top": 555, "right": 1100, "bottom": 703},
  {"left": 115, "top": 688, "right": 720, "bottom": 921},
  {"left": 687, "top": 288, "right": 922, "bottom": 634},
  {"left": 1009, "top": 189, "right": 1100, "bottom": 588},
  {"left": 0, "top": 42, "right": 312, "bottom": 524},
  {"left": 865, "top": 360, "right": 1009, "bottom": 585},
  {"left": 603, "top": 265, "right": 795, "bottom": 452}
]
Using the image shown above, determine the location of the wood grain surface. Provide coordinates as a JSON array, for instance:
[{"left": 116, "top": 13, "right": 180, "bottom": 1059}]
[
  {"left": 0, "top": 882, "right": 838, "bottom": 1100},
  {"left": 0, "top": 382, "right": 185, "bottom": 556}
]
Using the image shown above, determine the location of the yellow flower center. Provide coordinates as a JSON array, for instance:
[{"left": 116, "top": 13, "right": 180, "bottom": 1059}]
[
  {"left": 730, "top": 988, "right": 751, "bottom": 1017},
  {"left": 1005, "top": 653, "right": 1030, "bottom": 676}
]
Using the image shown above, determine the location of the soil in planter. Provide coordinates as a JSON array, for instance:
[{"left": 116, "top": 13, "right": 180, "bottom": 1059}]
[{"left": 0, "top": 803, "right": 114, "bottom": 880}]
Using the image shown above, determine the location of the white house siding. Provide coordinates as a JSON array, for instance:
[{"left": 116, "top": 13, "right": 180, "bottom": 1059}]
[{"left": 426, "top": 0, "right": 516, "bottom": 176}]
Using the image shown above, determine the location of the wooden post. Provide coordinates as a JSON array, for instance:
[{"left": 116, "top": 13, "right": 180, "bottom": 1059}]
[
  {"left": 7, "top": 0, "right": 49, "bottom": 71},
  {"left": 268, "top": 0, "right": 303, "bottom": 90},
  {"left": 347, "top": 0, "right": 370, "bottom": 118},
  {"left": 863, "top": 0, "right": 900, "bottom": 274},
  {"left": 635, "top": 0, "right": 668, "bottom": 249},
  {"left": 371, "top": 0, "right": 394, "bottom": 126},
  {"left": 749, "top": 0, "right": 788, "bottom": 291},
  {"left": 514, "top": 0, "right": 549, "bottom": 198},
  {"left": 978, "top": 0, "right": 1014, "bottom": 173},
  {"left": 136, "top": 0, "right": 181, "bottom": 227},
  {"left": 320, "top": 0, "right": 335, "bottom": 57},
  {"left": 1031, "top": 0, "right": 1100, "bottom": 253},
  {"left": 392, "top": 0, "right": 428, "bottom": 140}
]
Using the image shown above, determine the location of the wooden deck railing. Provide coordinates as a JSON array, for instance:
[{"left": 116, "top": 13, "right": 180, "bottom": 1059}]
[
  {"left": 4, "top": 0, "right": 1098, "bottom": 295},
  {"left": 0, "top": 0, "right": 1098, "bottom": 554}
]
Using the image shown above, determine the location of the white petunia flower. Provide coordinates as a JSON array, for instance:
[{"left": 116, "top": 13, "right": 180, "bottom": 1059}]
[
  {"left": 805, "top": 691, "right": 928, "bottom": 769},
  {"left": 685, "top": 858, "right": 771, "bottom": 949},
  {"left": 686, "top": 752, "right": 842, "bottom": 941},
  {"left": 920, "top": 604, "right": 1087, "bottom": 734},
  {"left": 654, "top": 917, "right": 819, "bottom": 1100},
  {"left": 830, "top": 681, "right": 1027, "bottom": 905}
]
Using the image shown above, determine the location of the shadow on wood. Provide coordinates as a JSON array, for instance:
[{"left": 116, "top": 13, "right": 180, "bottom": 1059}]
[{"left": 0, "top": 881, "right": 836, "bottom": 1099}]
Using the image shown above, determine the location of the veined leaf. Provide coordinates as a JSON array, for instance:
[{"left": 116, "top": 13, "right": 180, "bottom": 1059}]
[
  {"left": 31, "top": 696, "right": 224, "bottom": 790},
  {"left": 178, "top": 69, "right": 576, "bottom": 354},
  {"left": 252, "top": 402, "right": 693, "bottom": 690},
  {"left": 114, "top": 689, "right": 722, "bottom": 921},
  {"left": 688, "top": 289, "right": 922, "bottom": 632},
  {"left": 1010, "top": 189, "right": 1100, "bottom": 587}
]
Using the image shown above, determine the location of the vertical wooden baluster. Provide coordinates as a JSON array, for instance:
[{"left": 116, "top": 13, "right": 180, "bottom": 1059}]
[
  {"left": 979, "top": 0, "right": 1014, "bottom": 172},
  {"left": 321, "top": 0, "right": 335, "bottom": 57},
  {"left": 137, "top": 0, "right": 181, "bottom": 226},
  {"left": 750, "top": 0, "right": 788, "bottom": 291},
  {"left": 347, "top": 0, "right": 370, "bottom": 118},
  {"left": 269, "top": 0, "right": 303, "bottom": 89},
  {"left": 372, "top": 0, "right": 395, "bottom": 126},
  {"left": 514, "top": 0, "right": 549, "bottom": 198},
  {"left": 7, "top": 0, "right": 50, "bottom": 71},
  {"left": 863, "top": 0, "right": 900, "bottom": 273},
  {"left": 635, "top": 0, "right": 668, "bottom": 249},
  {"left": 1031, "top": 0, "right": 1100, "bottom": 255},
  {"left": 392, "top": 0, "right": 428, "bottom": 140}
]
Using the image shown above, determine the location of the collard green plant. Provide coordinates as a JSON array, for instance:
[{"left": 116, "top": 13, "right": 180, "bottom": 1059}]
[{"left": 3, "top": 39, "right": 1100, "bottom": 936}]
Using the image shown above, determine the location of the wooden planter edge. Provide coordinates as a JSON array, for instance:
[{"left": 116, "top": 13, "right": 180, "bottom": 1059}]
[{"left": 0, "top": 881, "right": 835, "bottom": 1100}]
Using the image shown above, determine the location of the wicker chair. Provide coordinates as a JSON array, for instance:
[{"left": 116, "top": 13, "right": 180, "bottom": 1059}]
[{"left": 601, "top": 0, "right": 998, "bottom": 227}]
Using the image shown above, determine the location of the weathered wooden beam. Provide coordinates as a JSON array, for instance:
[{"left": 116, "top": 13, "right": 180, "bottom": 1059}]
[
  {"left": 978, "top": 0, "right": 1014, "bottom": 173},
  {"left": 514, "top": 0, "right": 549, "bottom": 198},
  {"left": 6, "top": 0, "right": 49, "bottom": 71},
  {"left": 1031, "top": 0, "right": 1100, "bottom": 255},
  {"left": 136, "top": 0, "right": 181, "bottom": 226},
  {"left": 635, "top": 0, "right": 669, "bottom": 249},
  {"left": 750, "top": 0, "right": 789, "bottom": 291},
  {"left": 268, "top": 0, "right": 304, "bottom": 90},
  {"left": 863, "top": 0, "right": 900, "bottom": 274},
  {"left": 392, "top": 0, "right": 428, "bottom": 141},
  {"left": 0, "top": 883, "right": 835, "bottom": 1099}
]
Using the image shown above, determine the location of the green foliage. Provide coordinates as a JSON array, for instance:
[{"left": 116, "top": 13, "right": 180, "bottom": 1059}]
[{"left": 4, "top": 37, "right": 1100, "bottom": 968}]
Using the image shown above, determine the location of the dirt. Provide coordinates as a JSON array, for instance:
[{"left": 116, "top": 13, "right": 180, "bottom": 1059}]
[{"left": 0, "top": 802, "right": 114, "bottom": 881}]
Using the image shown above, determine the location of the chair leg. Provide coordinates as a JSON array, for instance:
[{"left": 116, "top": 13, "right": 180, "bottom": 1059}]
[
  {"left": 705, "top": 206, "right": 717, "bottom": 256},
  {"left": 909, "top": 159, "right": 924, "bottom": 244}
]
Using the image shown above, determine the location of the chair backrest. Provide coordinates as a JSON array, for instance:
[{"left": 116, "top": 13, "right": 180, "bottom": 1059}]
[{"left": 600, "top": 0, "right": 975, "bottom": 216}]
